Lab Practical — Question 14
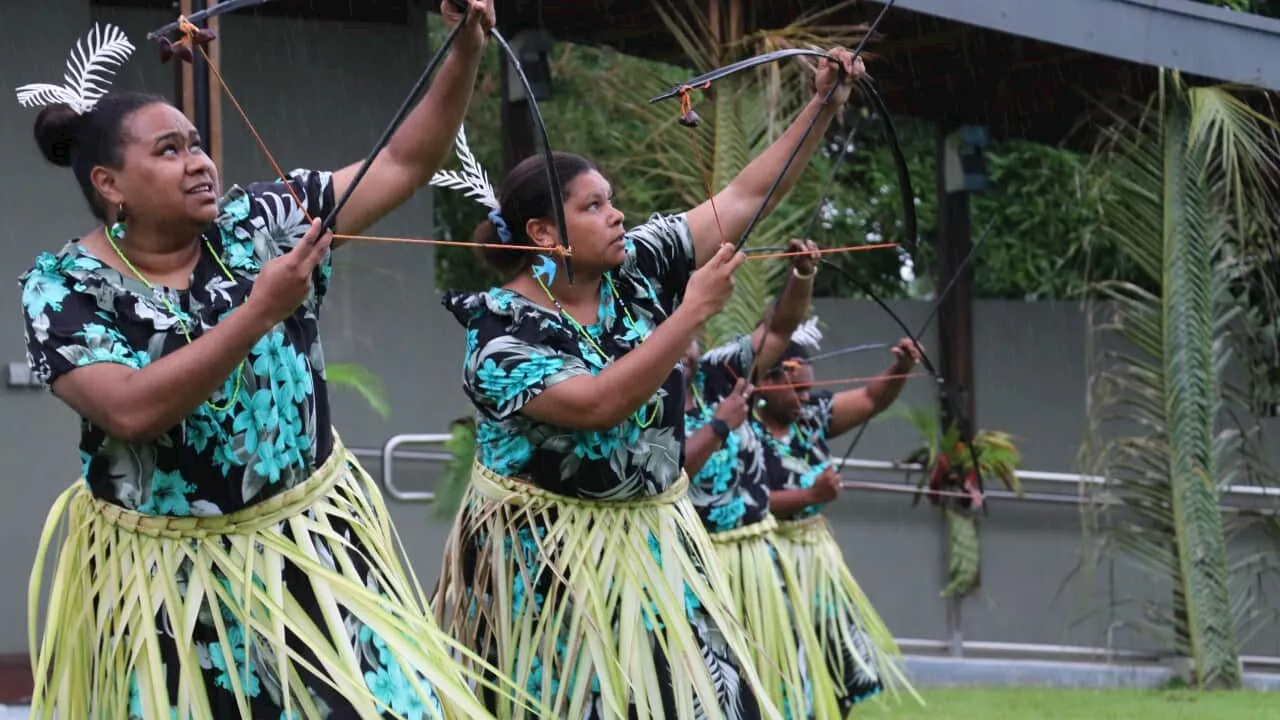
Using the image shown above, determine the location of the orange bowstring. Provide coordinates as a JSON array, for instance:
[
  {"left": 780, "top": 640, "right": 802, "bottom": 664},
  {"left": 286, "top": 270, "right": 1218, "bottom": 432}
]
[
  {"left": 179, "top": 18, "right": 568, "bottom": 256},
  {"left": 180, "top": 21, "right": 887, "bottom": 264},
  {"left": 678, "top": 84, "right": 726, "bottom": 246},
  {"left": 753, "top": 371, "right": 927, "bottom": 392},
  {"left": 748, "top": 242, "right": 898, "bottom": 261}
]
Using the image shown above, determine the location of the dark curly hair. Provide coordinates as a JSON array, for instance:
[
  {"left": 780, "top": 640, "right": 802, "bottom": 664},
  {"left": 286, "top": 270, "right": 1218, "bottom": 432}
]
[{"left": 32, "top": 91, "right": 169, "bottom": 222}]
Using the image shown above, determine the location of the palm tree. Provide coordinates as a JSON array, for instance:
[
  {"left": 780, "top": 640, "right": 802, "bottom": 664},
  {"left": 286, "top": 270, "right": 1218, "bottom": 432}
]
[{"left": 1080, "top": 70, "right": 1280, "bottom": 689}]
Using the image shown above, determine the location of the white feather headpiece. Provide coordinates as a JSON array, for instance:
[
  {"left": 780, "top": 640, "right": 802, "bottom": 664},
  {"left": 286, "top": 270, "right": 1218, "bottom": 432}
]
[
  {"left": 15, "top": 23, "right": 135, "bottom": 115},
  {"left": 791, "top": 316, "right": 824, "bottom": 350},
  {"left": 429, "top": 125, "right": 499, "bottom": 211}
]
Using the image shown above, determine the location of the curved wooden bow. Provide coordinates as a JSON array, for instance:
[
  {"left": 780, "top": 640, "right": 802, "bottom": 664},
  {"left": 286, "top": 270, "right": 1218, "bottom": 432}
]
[
  {"left": 817, "top": 85, "right": 989, "bottom": 504},
  {"left": 146, "top": 0, "right": 576, "bottom": 281},
  {"left": 650, "top": 0, "right": 988, "bottom": 499}
]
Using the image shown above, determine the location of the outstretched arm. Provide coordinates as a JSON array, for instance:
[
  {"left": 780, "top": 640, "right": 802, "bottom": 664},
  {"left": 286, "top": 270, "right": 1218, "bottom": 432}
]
[
  {"left": 747, "top": 240, "right": 819, "bottom": 374},
  {"left": 827, "top": 338, "right": 921, "bottom": 437},
  {"left": 329, "top": 0, "right": 494, "bottom": 241},
  {"left": 685, "top": 49, "right": 864, "bottom": 268}
]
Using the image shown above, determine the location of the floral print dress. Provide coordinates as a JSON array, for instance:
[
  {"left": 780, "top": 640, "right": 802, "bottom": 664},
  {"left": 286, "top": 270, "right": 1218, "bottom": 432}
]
[
  {"left": 758, "top": 390, "right": 884, "bottom": 707},
  {"left": 442, "top": 214, "right": 762, "bottom": 719},
  {"left": 756, "top": 391, "right": 839, "bottom": 522},
  {"left": 19, "top": 170, "right": 440, "bottom": 719},
  {"left": 683, "top": 335, "right": 770, "bottom": 534}
]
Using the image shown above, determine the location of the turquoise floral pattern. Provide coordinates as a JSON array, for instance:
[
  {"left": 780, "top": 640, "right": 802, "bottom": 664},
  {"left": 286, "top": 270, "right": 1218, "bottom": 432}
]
[
  {"left": 443, "top": 213, "right": 695, "bottom": 501},
  {"left": 442, "top": 213, "right": 762, "bottom": 719},
  {"left": 758, "top": 389, "right": 885, "bottom": 708},
  {"left": 19, "top": 170, "right": 443, "bottom": 718},
  {"left": 683, "top": 335, "right": 771, "bottom": 533},
  {"left": 760, "top": 390, "right": 837, "bottom": 520},
  {"left": 19, "top": 169, "right": 336, "bottom": 516}
]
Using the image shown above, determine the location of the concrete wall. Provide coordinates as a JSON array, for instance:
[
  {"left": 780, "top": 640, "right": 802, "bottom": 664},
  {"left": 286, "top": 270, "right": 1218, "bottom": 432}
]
[{"left": 1, "top": 1, "right": 1277, "bottom": 671}]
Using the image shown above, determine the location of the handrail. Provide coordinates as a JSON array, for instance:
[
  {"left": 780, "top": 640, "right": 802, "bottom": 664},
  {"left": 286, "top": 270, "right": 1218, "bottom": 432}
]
[
  {"left": 359, "top": 433, "right": 1279, "bottom": 509},
  {"left": 357, "top": 433, "right": 1280, "bottom": 668},
  {"left": 379, "top": 433, "right": 452, "bottom": 502},
  {"left": 831, "top": 457, "right": 1280, "bottom": 499}
]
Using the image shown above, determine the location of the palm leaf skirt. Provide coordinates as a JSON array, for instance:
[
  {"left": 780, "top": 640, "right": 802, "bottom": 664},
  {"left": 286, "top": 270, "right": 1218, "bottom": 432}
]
[
  {"left": 431, "top": 459, "right": 783, "bottom": 720},
  {"left": 709, "top": 515, "right": 841, "bottom": 719},
  {"left": 27, "top": 430, "right": 511, "bottom": 720},
  {"left": 771, "top": 515, "right": 921, "bottom": 714}
]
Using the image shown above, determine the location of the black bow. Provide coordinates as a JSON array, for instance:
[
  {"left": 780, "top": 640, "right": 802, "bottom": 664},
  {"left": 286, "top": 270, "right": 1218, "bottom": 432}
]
[
  {"left": 649, "top": 0, "right": 986, "bottom": 501},
  {"left": 148, "top": 0, "right": 574, "bottom": 282},
  {"left": 650, "top": 0, "right": 898, "bottom": 391},
  {"left": 818, "top": 83, "right": 988, "bottom": 508}
]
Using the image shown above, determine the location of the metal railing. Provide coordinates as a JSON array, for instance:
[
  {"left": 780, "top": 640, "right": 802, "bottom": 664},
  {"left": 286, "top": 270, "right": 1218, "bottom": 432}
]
[
  {"left": 358, "top": 433, "right": 1280, "bottom": 511},
  {"left": 833, "top": 457, "right": 1280, "bottom": 500},
  {"left": 361, "top": 433, "right": 453, "bottom": 502},
  {"left": 355, "top": 431, "right": 1280, "bottom": 671},
  {"left": 831, "top": 458, "right": 1280, "bottom": 515}
]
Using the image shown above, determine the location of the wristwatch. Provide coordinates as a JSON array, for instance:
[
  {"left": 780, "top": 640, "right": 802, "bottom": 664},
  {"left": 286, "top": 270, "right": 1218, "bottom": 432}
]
[{"left": 709, "top": 418, "right": 731, "bottom": 441}]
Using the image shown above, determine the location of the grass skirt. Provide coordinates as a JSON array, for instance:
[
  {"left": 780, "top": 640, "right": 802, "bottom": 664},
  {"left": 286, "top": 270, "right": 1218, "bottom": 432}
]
[
  {"left": 771, "top": 515, "right": 919, "bottom": 715},
  {"left": 709, "top": 515, "right": 841, "bottom": 719},
  {"left": 432, "top": 460, "right": 781, "bottom": 720},
  {"left": 28, "top": 430, "right": 506, "bottom": 720}
]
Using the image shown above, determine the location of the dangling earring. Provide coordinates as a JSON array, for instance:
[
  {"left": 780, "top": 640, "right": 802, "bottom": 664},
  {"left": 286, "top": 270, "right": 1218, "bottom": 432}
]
[
  {"left": 109, "top": 203, "right": 127, "bottom": 240},
  {"left": 532, "top": 255, "right": 558, "bottom": 287}
]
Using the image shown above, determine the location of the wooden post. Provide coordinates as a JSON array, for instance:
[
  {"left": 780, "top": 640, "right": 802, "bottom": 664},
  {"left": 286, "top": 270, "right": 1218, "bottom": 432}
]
[
  {"left": 178, "top": 0, "right": 221, "bottom": 170},
  {"left": 208, "top": 2, "right": 223, "bottom": 171},
  {"left": 500, "top": 57, "right": 536, "bottom": 173},
  {"left": 935, "top": 123, "right": 977, "bottom": 658}
]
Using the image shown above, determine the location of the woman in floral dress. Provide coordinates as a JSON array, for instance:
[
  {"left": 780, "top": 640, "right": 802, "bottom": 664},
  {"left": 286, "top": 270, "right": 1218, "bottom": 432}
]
[
  {"left": 754, "top": 333, "right": 924, "bottom": 715},
  {"left": 682, "top": 263, "right": 846, "bottom": 718},
  {"left": 432, "top": 48, "right": 864, "bottom": 720},
  {"left": 17, "top": 7, "right": 512, "bottom": 719}
]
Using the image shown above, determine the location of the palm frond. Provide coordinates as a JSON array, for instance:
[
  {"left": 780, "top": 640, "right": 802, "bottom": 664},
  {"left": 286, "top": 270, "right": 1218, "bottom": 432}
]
[
  {"left": 433, "top": 418, "right": 477, "bottom": 518},
  {"left": 16, "top": 23, "right": 135, "bottom": 114},
  {"left": 1075, "top": 71, "right": 1280, "bottom": 688},
  {"left": 326, "top": 362, "right": 390, "bottom": 419}
]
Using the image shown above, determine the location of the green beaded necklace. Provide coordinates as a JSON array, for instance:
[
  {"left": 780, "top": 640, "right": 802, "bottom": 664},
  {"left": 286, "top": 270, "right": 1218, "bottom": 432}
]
[
  {"left": 534, "top": 272, "right": 661, "bottom": 428},
  {"left": 105, "top": 221, "right": 244, "bottom": 412}
]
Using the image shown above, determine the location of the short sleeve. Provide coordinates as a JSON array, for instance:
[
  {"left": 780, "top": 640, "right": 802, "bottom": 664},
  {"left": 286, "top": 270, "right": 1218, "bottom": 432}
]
[
  {"left": 462, "top": 314, "right": 593, "bottom": 421},
  {"left": 19, "top": 259, "right": 145, "bottom": 386},
  {"left": 241, "top": 168, "right": 338, "bottom": 303},
  {"left": 696, "top": 334, "right": 755, "bottom": 403},
  {"left": 800, "top": 390, "right": 836, "bottom": 437},
  {"left": 622, "top": 213, "right": 695, "bottom": 315}
]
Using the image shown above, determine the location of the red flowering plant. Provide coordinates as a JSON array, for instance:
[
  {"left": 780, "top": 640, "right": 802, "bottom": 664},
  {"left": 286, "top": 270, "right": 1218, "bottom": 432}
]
[{"left": 898, "top": 406, "right": 1024, "bottom": 598}]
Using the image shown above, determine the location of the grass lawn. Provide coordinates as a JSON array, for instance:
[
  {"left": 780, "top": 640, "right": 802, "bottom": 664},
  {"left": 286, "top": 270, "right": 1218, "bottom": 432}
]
[{"left": 856, "top": 688, "right": 1280, "bottom": 719}]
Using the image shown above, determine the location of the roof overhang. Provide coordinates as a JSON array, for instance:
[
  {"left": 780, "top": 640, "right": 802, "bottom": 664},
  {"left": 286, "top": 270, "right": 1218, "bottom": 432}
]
[{"left": 875, "top": 0, "right": 1280, "bottom": 93}]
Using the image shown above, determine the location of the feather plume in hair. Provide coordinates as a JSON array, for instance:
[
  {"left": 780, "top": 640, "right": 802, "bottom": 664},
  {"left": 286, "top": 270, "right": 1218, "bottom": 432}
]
[
  {"left": 791, "top": 316, "right": 823, "bottom": 351},
  {"left": 429, "top": 125, "right": 499, "bottom": 211},
  {"left": 15, "top": 23, "right": 135, "bottom": 114}
]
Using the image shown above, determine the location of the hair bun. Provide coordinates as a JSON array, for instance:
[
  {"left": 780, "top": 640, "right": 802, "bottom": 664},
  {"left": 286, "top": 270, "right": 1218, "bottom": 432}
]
[{"left": 33, "top": 104, "right": 83, "bottom": 167}]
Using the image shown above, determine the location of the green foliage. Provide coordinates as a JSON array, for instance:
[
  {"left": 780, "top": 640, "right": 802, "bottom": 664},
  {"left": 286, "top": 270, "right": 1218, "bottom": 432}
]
[
  {"left": 896, "top": 404, "right": 1024, "bottom": 599},
  {"left": 428, "top": 22, "right": 1124, "bottom": 303},
  {"left": 942, "top": 509, "right": 979, "bottom": 599},
  {"left": 1079, "top": 72, "right": 1280, "bottom": 689},
  {"left": 326, "top": 362, "right": 391, "bottom": 418},
  {"left": 433, "top": 418, "right": 477, "bottom": 518},
  {"left": 1202, "top": 0, "right": 1280, "bottom": 17}
]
